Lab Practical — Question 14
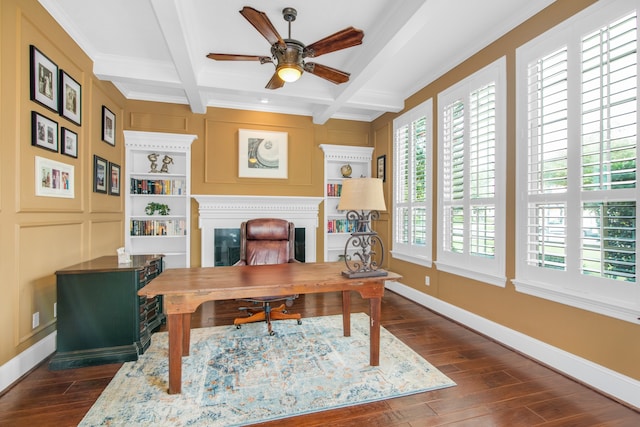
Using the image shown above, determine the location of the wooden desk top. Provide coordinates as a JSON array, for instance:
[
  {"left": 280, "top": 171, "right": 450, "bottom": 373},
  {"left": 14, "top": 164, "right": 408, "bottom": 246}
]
[{"left": 139, "top": 262, "right": 401, "bottom": 312}]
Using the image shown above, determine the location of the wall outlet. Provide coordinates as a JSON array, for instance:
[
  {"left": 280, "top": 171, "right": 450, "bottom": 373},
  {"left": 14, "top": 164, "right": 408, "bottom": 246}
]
[
  {"left": 425, "top": 276, "right": 430, "bottom": 286},
  {"left": 54, "top": 302, "right": 57, "bottom": 318},
  {"left": 32, "top": 312, "right": 40, "bottom": 329}
]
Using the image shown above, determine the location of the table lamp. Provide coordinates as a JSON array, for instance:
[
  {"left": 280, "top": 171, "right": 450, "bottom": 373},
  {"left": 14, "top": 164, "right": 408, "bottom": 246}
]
[{"left": 337, "top": 177, "right": 388, "bottom": 278}]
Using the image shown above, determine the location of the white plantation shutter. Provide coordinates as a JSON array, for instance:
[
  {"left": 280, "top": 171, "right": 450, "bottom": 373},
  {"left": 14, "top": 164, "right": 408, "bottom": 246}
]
[
  {"left": 442, "top": 99, "right": 465, "bottom": 254},
  {"left": 515, "top": 0, "right": 639, "bottom": 322},
  {"left": 525, "top": 46, "right": 570, "bottom": 271},
  {"left": 470, "top": 83, "right": 497, "bottom": 258},
  {"left": 437, "top": 57, "right": 506, "bottom": 287},
  {"left": 395, "top": 123, "right": 411, "bottom": 245},
  {"left": 580, "top": 12, "right": 637, "bottom": 283},
  {"left": 392, "top": 99, "right": 432, "bottom": 266}
]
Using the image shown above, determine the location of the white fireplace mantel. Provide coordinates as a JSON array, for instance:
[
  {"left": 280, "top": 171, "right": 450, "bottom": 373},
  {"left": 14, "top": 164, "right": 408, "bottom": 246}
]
[{"left": 192, "top": 195, "right": 323, "bottom": 267}]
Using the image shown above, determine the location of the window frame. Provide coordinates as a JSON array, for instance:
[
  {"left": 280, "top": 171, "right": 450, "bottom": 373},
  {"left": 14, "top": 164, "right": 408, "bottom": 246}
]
[
  {"left": 514, "top": 0, "right": 640, "bottom": 323},
  {"left": 436, "top": 57, "right": 507, "bottom": 287},
  {"left": 391, "top": 98, "right": 433, "bottom": 267}
]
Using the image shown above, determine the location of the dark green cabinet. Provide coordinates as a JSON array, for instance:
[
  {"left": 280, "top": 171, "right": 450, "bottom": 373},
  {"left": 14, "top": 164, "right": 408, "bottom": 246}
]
[{"left": 49, "top": 255, "right": 164, "bottom": 370}]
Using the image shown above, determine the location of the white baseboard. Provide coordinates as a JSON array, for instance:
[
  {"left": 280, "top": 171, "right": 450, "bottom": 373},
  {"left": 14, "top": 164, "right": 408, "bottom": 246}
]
[
  {"left": 385, "top": 281, "right": 640, "bottom": 410},
  {"left": 0, "top": 332, "right": 56, "bottom": 394}
]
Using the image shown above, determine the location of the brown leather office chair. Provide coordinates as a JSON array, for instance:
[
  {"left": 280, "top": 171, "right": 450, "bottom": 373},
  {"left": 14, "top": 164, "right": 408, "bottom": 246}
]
[{"left": 233, "top": 218, "right": 302, "bottom": 335}]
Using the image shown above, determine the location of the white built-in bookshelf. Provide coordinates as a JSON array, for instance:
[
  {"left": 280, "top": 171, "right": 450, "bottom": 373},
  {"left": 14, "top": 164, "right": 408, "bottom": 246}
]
[{"left": 124, "top": 131, "right": 196, "bottom": 268}]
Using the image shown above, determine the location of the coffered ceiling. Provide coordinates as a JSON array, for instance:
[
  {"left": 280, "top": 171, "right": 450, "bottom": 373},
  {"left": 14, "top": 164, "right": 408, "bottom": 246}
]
[{"left": 38, "top": 0, "right": 556, "bottom": 124}]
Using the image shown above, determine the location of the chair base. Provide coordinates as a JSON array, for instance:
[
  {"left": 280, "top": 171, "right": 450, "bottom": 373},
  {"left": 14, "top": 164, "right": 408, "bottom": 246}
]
[{"left": 234, "top": 304, "right": 302, "bottom": 335}]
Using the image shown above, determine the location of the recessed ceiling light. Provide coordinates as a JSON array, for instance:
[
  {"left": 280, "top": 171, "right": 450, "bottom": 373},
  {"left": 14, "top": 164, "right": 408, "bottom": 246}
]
[{"left": 259, "top": 98, "right": 269, "bottom": 104}]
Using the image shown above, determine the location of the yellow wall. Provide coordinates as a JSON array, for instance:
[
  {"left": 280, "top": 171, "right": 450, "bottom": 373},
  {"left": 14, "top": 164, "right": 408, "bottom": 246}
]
[
  {"left": 0, "top": 0, "right": 126, "bottom": 365},
  {"left": 373, "top": 0, "right": 640, "bottom": 381},
  {"left": 2, "top": 0, "right": 639, "bottom": 390}
]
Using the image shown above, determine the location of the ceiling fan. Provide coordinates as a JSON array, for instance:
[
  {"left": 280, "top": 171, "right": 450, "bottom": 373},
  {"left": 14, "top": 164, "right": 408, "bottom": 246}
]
[{"left": 207, "top": 6, "right": 364, "bottom": 89}]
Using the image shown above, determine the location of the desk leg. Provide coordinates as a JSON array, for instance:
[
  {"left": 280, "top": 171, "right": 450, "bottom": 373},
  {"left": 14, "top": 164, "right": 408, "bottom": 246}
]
[
  {"left": 370, "top": 297, "right": 381, "bottom": 366},
  {"left": 342, "top": 290, "right": 351, "bottom": 337},
  {"left": 168, "top": 313, "right": 191, "bottom": 394},
  {"left": 182, "top": 313, "right": 191, "bottom": 356}
]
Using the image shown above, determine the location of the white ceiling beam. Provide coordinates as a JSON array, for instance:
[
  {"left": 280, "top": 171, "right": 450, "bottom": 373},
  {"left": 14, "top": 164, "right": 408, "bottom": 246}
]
[
  {"left": 93, "top": 54, "right": 181, "bottom": 86},
  {"left": 312, "top": 0, "right": 428, "bottom": 124},
  {"left": 149, "top": 0, "right": 206, "bottom": 114}
]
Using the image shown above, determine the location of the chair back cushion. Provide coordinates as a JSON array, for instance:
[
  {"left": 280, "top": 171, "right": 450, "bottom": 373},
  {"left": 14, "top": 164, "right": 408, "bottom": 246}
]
[{"left": 242, "top": 218, "right": 294, "bottom": 265}]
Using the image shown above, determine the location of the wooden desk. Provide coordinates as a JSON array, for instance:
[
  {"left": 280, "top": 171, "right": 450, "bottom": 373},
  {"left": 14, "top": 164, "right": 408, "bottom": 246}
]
[{"left": 139, "top": 261, "right": 401, "bottom": 394}]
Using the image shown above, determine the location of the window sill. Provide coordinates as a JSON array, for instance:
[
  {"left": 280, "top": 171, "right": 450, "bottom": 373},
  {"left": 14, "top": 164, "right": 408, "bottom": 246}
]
[
  {"left": 435, "top": 261, "right": 507, "bottom": 287},
  {"left": 391, "top": 251, "right": 432, "bottom": 268},
  {"left": 512, "top": 278, "right": 640, "bottom": 324}
]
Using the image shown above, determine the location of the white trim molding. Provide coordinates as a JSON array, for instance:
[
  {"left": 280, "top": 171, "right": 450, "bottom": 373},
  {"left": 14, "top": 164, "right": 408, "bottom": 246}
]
[
  {"left": 385, "top": 281, "right": 640, "bottom": 410},
  {"left": 0, "top": 332, "right": 56, "bottom": 394}
]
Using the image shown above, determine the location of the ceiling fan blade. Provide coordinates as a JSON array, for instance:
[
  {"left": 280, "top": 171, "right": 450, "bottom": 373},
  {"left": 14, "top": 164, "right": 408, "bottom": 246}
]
[
  {"left": 240, "top": 6, "right": 286, "bottom": 49},
  {"left": 303, "top": 27, "right": 364, "bottom": 58},
  {"left": 265, "top": 72, "right": 285, "bottom": 90},
  {"left": 304, "top": 63, "right": 350, "bottom": 84},
  {"left": 207, "top": 53, "right": 272, "bottom": 64}
]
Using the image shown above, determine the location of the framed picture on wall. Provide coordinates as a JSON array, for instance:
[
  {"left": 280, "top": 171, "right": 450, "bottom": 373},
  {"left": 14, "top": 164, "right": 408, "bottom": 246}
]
[
  {"left": 35, "top": 156, "right": 74, "bottom": 198},
  {"left": 93, "top": 155, "right": 108, "bottom": 193},
  {"left": 61, "top": 127, "right": 78, "bottom": 158},
  {"left": 31, "top": 111, "right": 58, "bottom": 152},
  {"left": 377, "top": 155, "right": 386, "bottom": 182},
  {"left": 102, "top": 106, "right": 115, "bottom": 146},
  {"left": 59, "top": 70, "right": 81, "bottom": 125},
  {"left": 238, "top": 129, "right": 288, "bottom": 179},
  {"left": 109, "top": 162, "right": 121, "bottom": 196},
  {"left": 30, "top": 45, "right": 59, "bottom": 112}
]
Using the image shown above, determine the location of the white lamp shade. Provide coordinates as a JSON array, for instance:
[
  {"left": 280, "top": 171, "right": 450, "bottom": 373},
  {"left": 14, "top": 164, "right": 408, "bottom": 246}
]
[{"left": 337, "top": 178, "right": 386, "bottom": 211}]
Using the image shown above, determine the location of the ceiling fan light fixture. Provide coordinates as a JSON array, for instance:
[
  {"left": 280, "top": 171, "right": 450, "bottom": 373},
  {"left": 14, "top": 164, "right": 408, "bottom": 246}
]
[{"left": 277, "top": 62, "right": 302, "bottom": 82}]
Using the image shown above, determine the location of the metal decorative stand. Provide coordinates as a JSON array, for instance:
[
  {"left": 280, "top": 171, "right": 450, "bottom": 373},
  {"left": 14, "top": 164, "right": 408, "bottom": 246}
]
[{"left": 341, "top": 209, "right": 387, "bottom": 278}]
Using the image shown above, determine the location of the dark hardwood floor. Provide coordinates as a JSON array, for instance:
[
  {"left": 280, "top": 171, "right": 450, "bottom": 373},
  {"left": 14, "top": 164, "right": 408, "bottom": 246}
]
[{"left": 1, "top": 290, "right": 638, "bottom": 426}]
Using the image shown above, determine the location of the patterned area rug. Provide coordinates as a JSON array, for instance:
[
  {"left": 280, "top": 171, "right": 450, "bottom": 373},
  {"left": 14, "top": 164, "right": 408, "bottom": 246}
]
[{"left": 80, "top": 313, "right": 455, "bottom": 426}]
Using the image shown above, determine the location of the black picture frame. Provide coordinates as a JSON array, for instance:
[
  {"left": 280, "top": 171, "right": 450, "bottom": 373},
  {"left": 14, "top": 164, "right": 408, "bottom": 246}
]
[
  {"left": 377, "top": 154, "right": 386, "bottom": 182},
  {"left": 59, "top": 70, "right": 81, "bottom": 125},
  {"left": 30, "top": 45, "right": 59, "bottom": 112},
  {"left": 101, "top": 106, "right": 115, "bottom": 146},
  {"left": 61, "top": 127, "right": 78, "bottom": 158},
  {"left": 93, "top": 155, "right": 108, "bottom": 193},
  {"left": 109, "top": 162, "right": 121, "bottom": 196},
  {"left": 31, "top": 111, "right": 58, "bottom": 152}
]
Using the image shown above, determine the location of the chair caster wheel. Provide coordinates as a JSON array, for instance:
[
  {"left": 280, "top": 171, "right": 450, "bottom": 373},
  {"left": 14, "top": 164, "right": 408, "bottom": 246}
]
[
  {"left": 269, "top": 331, "right": 276, "bottom": 336},
  {"left": 297, "top": 320, "right": 302, "bottom": 325},
  {"left": 236, "top": 325, "right": 241, "bottom": 329}
]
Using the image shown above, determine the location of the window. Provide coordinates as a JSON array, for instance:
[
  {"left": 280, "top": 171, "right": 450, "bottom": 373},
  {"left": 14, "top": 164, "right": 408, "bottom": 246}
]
[
  {"left": 437, "top": 57, "right": 507, "bottom": 286},
  {"left": 515, "top": 0, "right": 639, "bottom": 322},
  {"left": 392, "top": 99, "right": 433, "bottom": 266}
]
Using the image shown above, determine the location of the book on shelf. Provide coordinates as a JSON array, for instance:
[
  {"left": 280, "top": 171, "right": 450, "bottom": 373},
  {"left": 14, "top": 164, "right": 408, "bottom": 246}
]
[
  {"left": 130, "top": 178, "right": 186, "bottom": 195},
  {"left": 327, "top": 218, "right": 358, "bottom": 233},
  {"left": 130, "top": 218, "right": 187, "bottom": 236},
  {"left": 326, "top": 183, "right": 342, "bottom": 197}
]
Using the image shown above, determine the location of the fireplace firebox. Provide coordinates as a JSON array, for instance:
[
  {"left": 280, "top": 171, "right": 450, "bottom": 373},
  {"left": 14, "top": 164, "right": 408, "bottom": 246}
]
[
  {"left": 193, "top": 195, "right": 322, "bottom": 267},
  {"left": 214, "top": 227, "right": 305, "bottom": 266}
]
